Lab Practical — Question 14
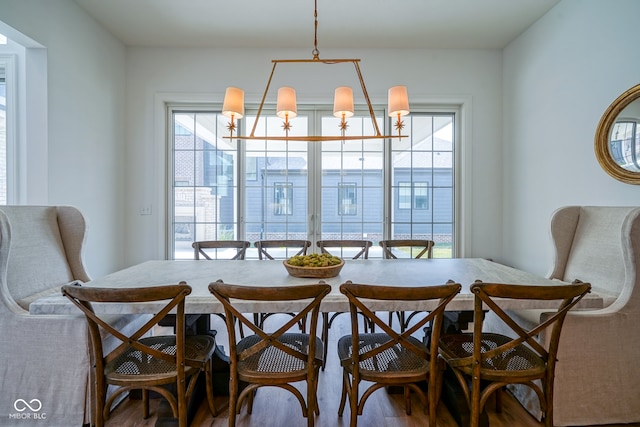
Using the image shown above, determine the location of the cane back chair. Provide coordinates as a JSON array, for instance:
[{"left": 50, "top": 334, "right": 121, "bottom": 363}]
[
  {"left": 192, "top": 240, "right": 250, "bottom": 260},
  {"left": 209, "top": 280, "right": 330, "bottom": 427},
  {"left": 61, "top": 282, "right": 217, "bottom": 427},
  {"left": 317, "top": 239, "right": 373, "bottom": 369},
  {"left": 438, "top": 280, "right": 591, "bottom": 427},
  {"left": 253, "top": 239, "right": 312, "bottom": 331},
  {"left": 337, "top": 280, "right": 461, "bottom": 427},
  {"left": 379, "top": 239, "right": 436, "bottom": 331},
  {"left": 255, "top": 239, "right": 311, "bottom": 260}
]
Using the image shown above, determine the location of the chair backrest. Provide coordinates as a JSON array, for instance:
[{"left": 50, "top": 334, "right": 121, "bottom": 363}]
[
  {"left": 254, "top": 239, "right": 311, "bottom": 260},
  {"left": 547, "top": 206, "right": 640, "bottom": 303},
  {"left": 317, "top": 239, "right": 372, "bottom": 259},
  {"left": 0, "top": 206, "right": 91, "bottom": 313},
  {"left": 339, "top": 280, "right": 461, "bottom": 367},
  {"left": 192, "top": 240, "right": 250, "bottom": 260},
  {"left": 379, "top": 239, "right": 435, "bottom": 259},
  {"left": 209, "top": 280, "right": 331, "bottom": 366},
  {"left": 61, "top": 282, "right": 192, "bottom": 381},
  {"left": 470, "top": 280, "right": 591, "bottom": 369}
]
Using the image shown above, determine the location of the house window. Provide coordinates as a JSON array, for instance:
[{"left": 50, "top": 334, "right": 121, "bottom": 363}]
[
  {"left": 414, "top": 182, "right": 429, "bottom": 209},
  {"left": 398, "top": 182, "right": 429, "bottom": 210},
  {"left": 274, "top": 183, "right": 293, "bottom": 215},
  {"left": 338, "top": 183, "right": 357, "bottom": 216},
  {"left": 398, "top": 182, "right": 411, "bottom": 209}
]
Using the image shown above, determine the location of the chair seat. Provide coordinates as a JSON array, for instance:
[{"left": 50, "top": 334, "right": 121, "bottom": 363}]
[
  {"left": 439, "top": 332, "right": 547, "bottom": 379},
  {"left": 237, "top": 333, "right": 323, "bottom": 380},
  {"left": 106, "top": 335, "right": 216, "bottom": 384},
  {"left": 337, "top": 333, "right": 429, "bottom": 378}
]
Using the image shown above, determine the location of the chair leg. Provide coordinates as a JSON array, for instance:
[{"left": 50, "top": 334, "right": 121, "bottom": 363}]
[
  {"left": 142, "top": 389, "right": 149, "bottom": 419},
  {"left": 228, "top": 375, "right": 238, "bottom": 426},
  {"left": 429, "top": 362, "right": 443, "bottom": 427},
  {"left": 321, "top": 312, "right": 329, "bottom": 370},
  {"left": 470, "top": 376, "right": 482, "bottom": 427},
  {"left": 205, "top": 361, "right": 217, "bottom": 416},
  {"left": 338, "top": 369, "right": 348, "bottom": 416},
  {"left": 404, "top": 385, "right": 412, "bottom": 415}
]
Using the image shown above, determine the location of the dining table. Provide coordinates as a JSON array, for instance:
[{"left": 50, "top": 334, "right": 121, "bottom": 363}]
[
  {"left": 29, "top": 257, "right": 603, "bottom": 427},
  {"left": 30, "top": 257, "right": 603, "bottom": 316}
]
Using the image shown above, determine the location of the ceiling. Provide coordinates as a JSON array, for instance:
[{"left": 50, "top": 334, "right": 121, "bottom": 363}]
[{"left": 73, "top": 0, "right": 561, "bottom": 50}]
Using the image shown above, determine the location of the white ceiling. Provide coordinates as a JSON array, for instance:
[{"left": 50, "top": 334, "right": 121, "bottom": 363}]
[{"left": 73, "top": 0, "right": 561, "bottom": 50}]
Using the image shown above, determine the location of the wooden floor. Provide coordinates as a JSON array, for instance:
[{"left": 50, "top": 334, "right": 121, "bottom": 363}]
[{"left": 107, "top": 314, "right": 638, "bottom": 427}]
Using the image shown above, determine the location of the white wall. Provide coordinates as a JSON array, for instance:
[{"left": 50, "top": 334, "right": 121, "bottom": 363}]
[
  {"left": 502, "top": 0, "right": 640, "bottom": 276},
  {"left": 0, "top": 0, "right": 128, "bottom": 276},
  {"left": 123, "top": 47, "right": 504, "bottom": 265}
]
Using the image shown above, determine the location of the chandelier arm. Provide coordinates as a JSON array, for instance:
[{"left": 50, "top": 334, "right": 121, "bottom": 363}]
[
  {"left": 249, "top": 61, "right": 279, "bottom": 138},
  {"left": 353, "top": 61, "right": 383, "bottom": 137}
]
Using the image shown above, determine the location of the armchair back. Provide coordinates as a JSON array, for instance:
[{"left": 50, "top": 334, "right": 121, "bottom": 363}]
[{"left": 548, "top": 205, "right": 640, "bottom": 310}]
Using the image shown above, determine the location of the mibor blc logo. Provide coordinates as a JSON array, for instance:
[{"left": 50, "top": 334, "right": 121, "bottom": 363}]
[{"left": 9, "top": 399, "right": 46, "bottom": 420}]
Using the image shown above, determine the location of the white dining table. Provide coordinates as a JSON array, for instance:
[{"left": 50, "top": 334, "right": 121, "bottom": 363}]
[{"left": 29, "top": 258, "right": 603, "bottom": 316}]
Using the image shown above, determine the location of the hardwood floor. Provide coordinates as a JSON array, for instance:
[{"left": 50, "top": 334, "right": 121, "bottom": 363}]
[{"left": 107, "top": 314, "right": 637, "bottom": 427}]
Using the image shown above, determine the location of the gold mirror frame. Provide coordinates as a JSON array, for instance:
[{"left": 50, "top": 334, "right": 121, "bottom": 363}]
[{"left": 594, "top": 83, "right": 640, "bottom": 184}]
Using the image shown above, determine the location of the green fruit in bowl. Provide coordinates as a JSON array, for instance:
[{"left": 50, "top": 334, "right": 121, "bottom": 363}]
[{"left": 287, "top": 253, "right": 342, "bottom": 267}]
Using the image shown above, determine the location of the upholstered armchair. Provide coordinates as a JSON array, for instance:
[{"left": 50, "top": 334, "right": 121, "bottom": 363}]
[
  {"left": 0, "top": 206, "right": 147, "bottom": 426},
  {"left": 483, "top": 206, "right": 640, "bottom": 426}
]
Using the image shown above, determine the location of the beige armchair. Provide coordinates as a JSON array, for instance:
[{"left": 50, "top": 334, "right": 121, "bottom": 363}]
[
  {"left": 483, "top": 206, "right": 640, "bottom": 426},
  {"left": 0, "top": 206, "right": 148, "bottom": 426}
]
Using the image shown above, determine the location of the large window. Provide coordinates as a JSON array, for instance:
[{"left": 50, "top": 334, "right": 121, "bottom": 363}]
[{"left": 168, "top": 105, "right": 456, "bottom": 259}]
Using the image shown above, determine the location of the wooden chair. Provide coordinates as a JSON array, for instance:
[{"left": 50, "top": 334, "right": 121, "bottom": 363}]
[
  {"left": 337, "top": 280, "right": 461, "bottom": 427},
  {"left": 61, "top": 282, "right": 217, "bottom": 427},
  {"left": 438, "top": 280, "right": 591, "bottom": 427},
  {"left": 209, "top": 280, "right": 330, "bottom": 427},
  {"left": 253, "top": 239, "right": 312, "bottom": 330},
  {"left": 255, "top": 239, "right": 311, "bottom": 260},
  {"left": 317, "top": 239, "right": 372, "bottom": 260},
  {"left": 192, "top": 240, "right": 250, "bottom": 260},
  {"left": 190, "top": 239, "right": 250, "bottom": 337},
  {"left": 379, "top": 239, "right": 436, "bottom": 331},
  {"left": 317, "top": 239, "right": 373, "bottom": 369}
]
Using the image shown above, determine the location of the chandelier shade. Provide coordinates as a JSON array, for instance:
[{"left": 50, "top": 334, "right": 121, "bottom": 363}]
[
  {"left": 276, "top": 87, "right": 298, "bottom": 119},
  {"left": 388, "top": 86, "right": 410, "bottom": 118},
  {"left": 222, "top": 87, "right": 244, "bottom": 119},
  {"left": 333, "top": 86, "right": 355, "bottom": 118}
]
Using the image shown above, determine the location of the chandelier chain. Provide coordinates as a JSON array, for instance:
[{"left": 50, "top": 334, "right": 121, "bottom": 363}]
[{"left": 313, "top": 0, "right": 320, "bottom": 59}]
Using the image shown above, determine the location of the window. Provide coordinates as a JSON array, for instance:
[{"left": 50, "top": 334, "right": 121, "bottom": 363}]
[
  {"left": 168, "top": 106, "right": 456, "bottom": 259},
  {"left": 338, "top": 183, "right": 357, "bottom": 216},
  {"left": 398, "top": 182, "right": 429, "bottom": 210},
  {"left": 398, "top": 182, "right": 411, "bottom": 209},
  {"left": 0, "top": 69, "right": 6, "bottom": 204},
  {"left": 274, "top": 183, "right": 293, "bottom": 215},
  {"left": 390, "top": 114, "right": 454, "bottom": 257},
  {"left": 610, "top": 120, "right": 640, "bottom": 172}
]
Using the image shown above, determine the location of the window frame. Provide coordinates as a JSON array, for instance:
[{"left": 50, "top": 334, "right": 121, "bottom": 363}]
[{"left": 163, "top": 99, "right": 470, "bottom": 260}]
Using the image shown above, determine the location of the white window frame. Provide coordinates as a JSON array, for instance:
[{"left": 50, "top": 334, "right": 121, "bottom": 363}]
[
  {"left": 159, "top": 95, "right": 472, "bottom": 259},
  {"left": 0, "top": 54, "right": 17, "bottom": 204}
]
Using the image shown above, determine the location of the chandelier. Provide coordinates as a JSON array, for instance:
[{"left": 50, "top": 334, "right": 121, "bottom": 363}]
[{"left": 221, "top": 0, "right": 409, "bottom": 142}]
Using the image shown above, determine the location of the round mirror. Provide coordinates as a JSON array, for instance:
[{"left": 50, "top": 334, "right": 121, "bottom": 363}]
[{"left": 595, "top": 83, "right": 640, "bottom": 184}]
